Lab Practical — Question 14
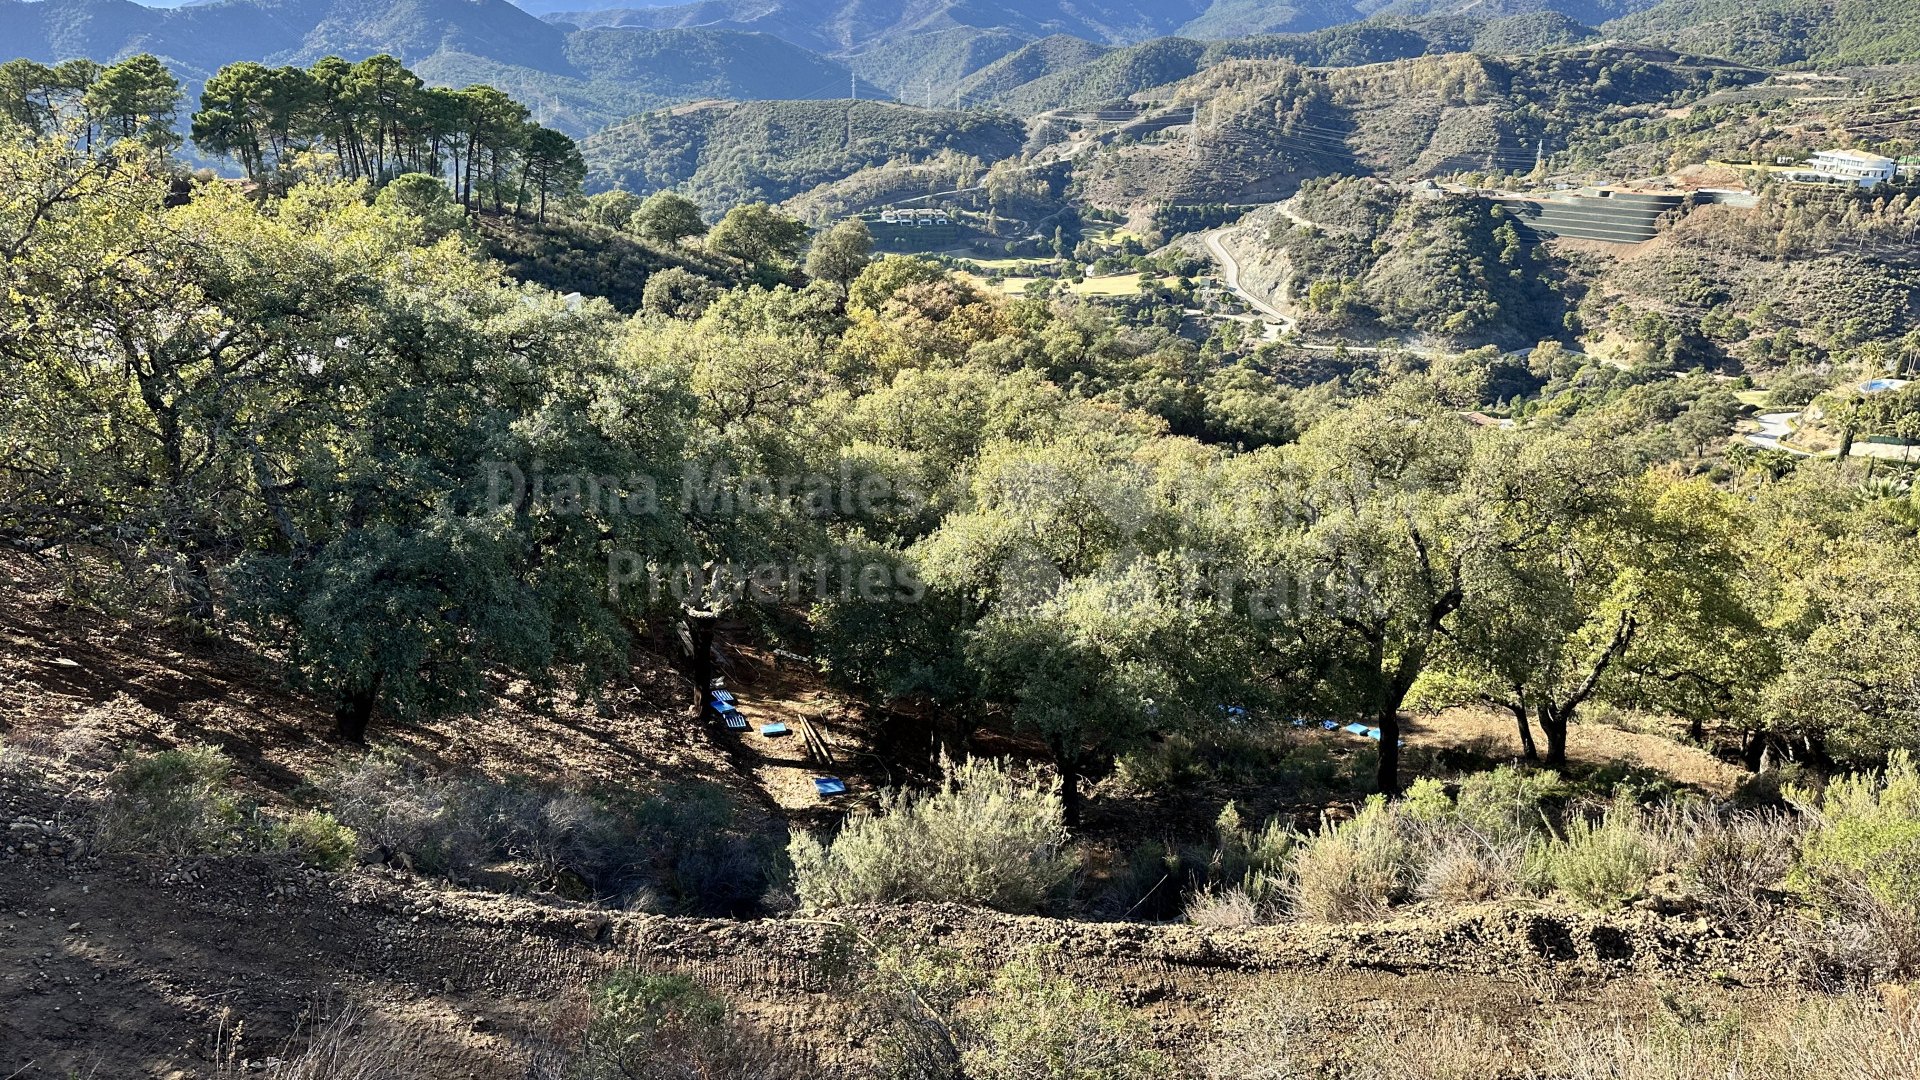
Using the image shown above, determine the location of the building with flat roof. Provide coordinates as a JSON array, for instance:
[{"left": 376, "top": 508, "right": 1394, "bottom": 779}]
[{"left": 1798, "top": 149, "right": 1897, "bottom": 188}]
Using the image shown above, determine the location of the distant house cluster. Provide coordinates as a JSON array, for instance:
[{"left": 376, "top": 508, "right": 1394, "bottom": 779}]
[
  {"left": 879, "top": 208, "right": 950, "bottom": 226},
  {"left": 1793, "top": 150, "right": 1899, "bottom": 189}
]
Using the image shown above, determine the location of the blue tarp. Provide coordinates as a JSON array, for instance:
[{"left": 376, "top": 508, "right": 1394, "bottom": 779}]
[
  {"left": 814, "top": 777, "right": 848, "bottom": 796},
  {"left": 759, "top": 723, "right": 790, "bottom": 736},
  {"left": 1343, "top": 723, "right": 1371, "bottom": 736}
]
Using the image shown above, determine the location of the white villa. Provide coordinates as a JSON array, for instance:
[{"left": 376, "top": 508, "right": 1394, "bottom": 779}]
[{"left": 1797, "top": 149, "right": 1898, "bottom": 188}]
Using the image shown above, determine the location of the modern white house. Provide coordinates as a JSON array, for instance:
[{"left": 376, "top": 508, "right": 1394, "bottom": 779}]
[{"left": 1798, "top": 149, "right": 1898, "bottom": 188}]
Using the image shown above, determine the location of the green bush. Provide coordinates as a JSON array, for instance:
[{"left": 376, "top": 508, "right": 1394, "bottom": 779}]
[
  {"left": 1787, "top": 752, "right": 1920, "bottom": 983},
  {"left": 1528, "top": 796, "right": 1660, "bottom": 909},
  {"left": 567, "top": 972, "right": 822, "bottom": 1080},
  {"left": 1287, "top": 797, "right": 1417, "bottom": 922},
  {"left": 1454, "top": 766, "right": 1565, "bottom": 841},
  {"left": 268, "top": 811, "right": 359, "bottom": 870},
  {"left": 96, "top": 744, "right": 243, "bottom": 855},
  {"left": 789, "top": 758, "right": 1078, "bottom": 914},
  {"left": 1200, "top": 801, "right": 1296, "bottom": 918},
  {"left": 1407, "top": 766, "right": 1564, "bottom": 842},
  {"left": 1790, "top": 750, "right": 1920, "bottom": 915}
]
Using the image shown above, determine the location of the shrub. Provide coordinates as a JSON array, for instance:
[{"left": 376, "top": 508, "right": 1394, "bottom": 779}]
[
  {"left": 1417, "top": 835, "right": 1525, "bottom": 904},
  {"left": 1092, "top": 839, "right": 1185, "bottom": 920},
  {"left": 269, "top": 811, "right": 359, "bottom": 870},
  {"left": 1792, "top": 873, "right": 1920, "bottom": 987},
  {"left": 96, "top": 744, "right": 243, "bottom": 854},
  {"left": 1790, "top": 750, "right": 1920, "bottom": 915},
  {"left": 1406, "top": 766, "right": 1564, "bottom": 842},
  {"left": 1112, "top": 728, "right": 1337, "bottom": 793},
  {"left": 325, "top": 750, "right": 483, "bottom": 876},
  {"left": 567, "top": 973, "right": 824, "bottom": 1080},
  {"left": 789, "top": 758, "right": 1077, "bottom": 914},
  {"left": 327, "top": 751, "right": 780, "bottom": 912},
  {"left": 1529, "top": 796, "right": 1660, "bottom": 909},
  {"left": 1680, "top": 808, "right": 1800, "bottom": 922},
  {"left": 962, "top": 956, "right": 1169, "bottom": 1080},
  {"left": 1787, "top": 752, "right": 1920, "bottom": 984},
  {"left": 1287, "top": 798, "right": 1417, "bottom": 922},
  {"left": 1206, "top": 801, "right": 1296, "bottom": 914},
  {"left": 1452, "top": 766, "right": 1564, "bottom": 841}
]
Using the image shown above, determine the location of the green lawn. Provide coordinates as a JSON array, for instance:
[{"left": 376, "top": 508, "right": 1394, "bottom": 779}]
[
  {"left": 963, "top": 256, "right": 1063, "bottom": 273},
  {"left": 965, "top": 272, "right": 1143, "bottom": 297}
]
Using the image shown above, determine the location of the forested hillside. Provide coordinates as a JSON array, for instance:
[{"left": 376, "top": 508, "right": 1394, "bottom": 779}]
[
  {"left": 581, "top": 98, "right": 1026, "bottom": 208},
  {"left": 1605, "top": 0, "right": 1920, "bottom": 68}
]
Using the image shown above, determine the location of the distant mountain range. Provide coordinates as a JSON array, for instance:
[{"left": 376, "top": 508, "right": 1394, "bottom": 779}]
[
  {"left": 0, "top": 0, "right": 883, "bottom": 133},
  {"left": 6, "top": 0, "right": 1920, "bottom": 144}
]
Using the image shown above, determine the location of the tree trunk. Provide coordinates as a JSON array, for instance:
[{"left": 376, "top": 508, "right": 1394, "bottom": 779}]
[
  {"left": 1059, "top": 755, "right": 1082, "bottom": 830},
  {"left": 334, "top": 677, "right": 380, "bottom": 743},
  {"left": 1510, "top": 701, "right": 1539, "bottom": 760},
  {"left": 1539, "top": 703, "right": 1569, "bottom": 767},
  {"left": 683, "top": 609, "right": 720, "bottom": 714},
  {"left": 1374, "top": 709, "right": 1402, "bottom": 795}
]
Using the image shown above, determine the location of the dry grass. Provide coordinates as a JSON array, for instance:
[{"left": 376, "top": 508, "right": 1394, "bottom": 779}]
[
  {"left": 1418, "top": 836, "right": 1525, "bottom": 904},
  {"left": 1287, "top": 799, "right": 1415, "bottom": 922},
  {"left": 213, "top": 1007, "right": 428, "bottom": 1080},
  {"left": 1205, "top": 986, "right": 1917, "bottom": 1080},
  {"left": 1183, "top": 886, "right": 1260, "bottom": 928},
  {"left": 1540, "top": 995, "right": 1919, "bottom": 1080}
]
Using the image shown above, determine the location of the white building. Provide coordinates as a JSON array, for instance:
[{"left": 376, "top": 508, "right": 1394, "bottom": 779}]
[{"left": 1801, "top": 149, "right": 1898, "bottom": 188}]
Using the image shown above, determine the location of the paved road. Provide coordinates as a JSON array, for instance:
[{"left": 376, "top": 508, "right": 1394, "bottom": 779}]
[
  {"left": 1744, "top": 412, "right": 1807, "bottom": 455},
  {"left": 1739, "top": 412, "right": 1920, "bottom": 460},
  {"left": 1201, "top": 224, "right": 1294, "bottom": 337}
]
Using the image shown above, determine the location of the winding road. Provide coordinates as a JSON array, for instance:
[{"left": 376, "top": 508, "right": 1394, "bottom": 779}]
[
  {"left": 1202, "top": 225, "right": 1294, "bottom": 337},
  {"left": 1745, "top": 412, "right": 1807, "bottom": 455}
]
